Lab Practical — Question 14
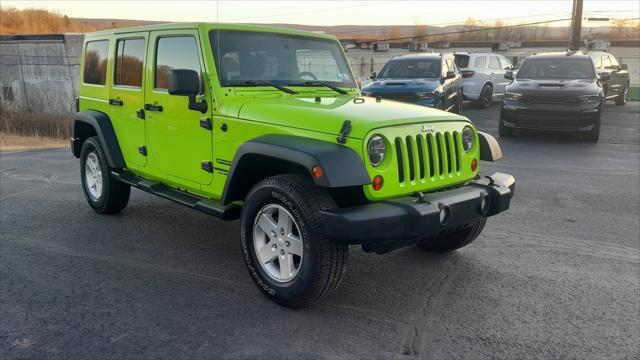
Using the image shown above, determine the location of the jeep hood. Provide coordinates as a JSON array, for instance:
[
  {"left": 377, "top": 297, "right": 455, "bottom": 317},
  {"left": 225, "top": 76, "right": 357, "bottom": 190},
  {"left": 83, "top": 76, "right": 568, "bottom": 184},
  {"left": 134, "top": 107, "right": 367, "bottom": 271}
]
[{"left": 222, "top": 96, "right": 468, "bottom": 139}]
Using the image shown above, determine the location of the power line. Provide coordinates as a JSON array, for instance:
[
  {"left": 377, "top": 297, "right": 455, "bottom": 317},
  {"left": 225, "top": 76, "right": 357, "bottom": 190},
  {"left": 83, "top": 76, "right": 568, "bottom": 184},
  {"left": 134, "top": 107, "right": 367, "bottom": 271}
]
[
  {"left": 357, "top": 18, "right": 574, "bottom": 43},
  {"left": 320, "top": 12, "right": 575, "bottom": 38}
]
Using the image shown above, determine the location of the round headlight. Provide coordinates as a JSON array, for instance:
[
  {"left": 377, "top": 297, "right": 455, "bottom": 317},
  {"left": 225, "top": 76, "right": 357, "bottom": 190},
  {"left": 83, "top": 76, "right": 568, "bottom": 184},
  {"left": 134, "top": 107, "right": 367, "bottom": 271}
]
[
  {"left": 462, "top": 126, "right": 474, "bottom": 152},
  {"left": 367, "top": 135, "right": 386, "bottom": 167}
]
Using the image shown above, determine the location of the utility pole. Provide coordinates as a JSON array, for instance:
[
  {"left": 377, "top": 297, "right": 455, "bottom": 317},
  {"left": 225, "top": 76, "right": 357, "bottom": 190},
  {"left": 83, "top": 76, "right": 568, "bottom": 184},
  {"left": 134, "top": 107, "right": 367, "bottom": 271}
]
[{"left": 569, "top": 0, "right": 584, "bottom": 50}]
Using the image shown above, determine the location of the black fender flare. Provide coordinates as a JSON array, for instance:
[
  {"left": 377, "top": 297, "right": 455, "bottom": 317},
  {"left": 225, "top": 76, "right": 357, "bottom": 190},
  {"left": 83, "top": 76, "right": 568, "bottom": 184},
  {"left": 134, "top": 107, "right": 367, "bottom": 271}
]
[
  {"left": 477, "top": 131, "right": 502, "bottom": 161},
  {"left": 221, "top": 134, "right": 371, "bottom": 205},
  {"left": 71, "top": 110, "right": 125, "bottom": 169}
]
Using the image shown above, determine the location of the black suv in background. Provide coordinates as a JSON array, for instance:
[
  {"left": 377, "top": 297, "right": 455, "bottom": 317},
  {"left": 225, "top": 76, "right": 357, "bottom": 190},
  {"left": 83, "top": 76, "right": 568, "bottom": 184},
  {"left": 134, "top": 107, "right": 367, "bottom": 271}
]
[
  {"left": 589, "top": 51, "right": 630, "bottom": 106},
  {"left": 500, "top": 52, "right": 604, "bottom": 142}
]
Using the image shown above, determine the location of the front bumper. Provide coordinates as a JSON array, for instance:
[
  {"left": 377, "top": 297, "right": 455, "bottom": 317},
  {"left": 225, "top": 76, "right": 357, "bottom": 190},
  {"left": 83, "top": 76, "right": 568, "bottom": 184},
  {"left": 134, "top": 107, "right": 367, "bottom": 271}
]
[
  {"left": 501, "top": 100, "right": 601, "bottom": 132},
  {"left": 321, "top": 172, "right": 515, "bottom": 253}
]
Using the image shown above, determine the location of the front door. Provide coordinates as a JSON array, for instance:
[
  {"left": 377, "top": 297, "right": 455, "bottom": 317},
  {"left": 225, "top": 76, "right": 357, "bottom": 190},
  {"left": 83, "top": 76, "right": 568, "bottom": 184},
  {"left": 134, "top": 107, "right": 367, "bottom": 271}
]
[
  {"left": 144, "top": 30, "right": 213, "bottom": 186},
  {"left": 109, "top": 33, "right": 148, "bottom": 167}
]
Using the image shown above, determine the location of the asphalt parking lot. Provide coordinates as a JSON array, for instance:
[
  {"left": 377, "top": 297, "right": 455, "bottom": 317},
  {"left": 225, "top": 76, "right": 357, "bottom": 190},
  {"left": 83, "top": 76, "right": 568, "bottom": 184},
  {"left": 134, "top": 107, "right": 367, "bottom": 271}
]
[{"left": 1, "top": 101, "right": 639, "bottom": 359}]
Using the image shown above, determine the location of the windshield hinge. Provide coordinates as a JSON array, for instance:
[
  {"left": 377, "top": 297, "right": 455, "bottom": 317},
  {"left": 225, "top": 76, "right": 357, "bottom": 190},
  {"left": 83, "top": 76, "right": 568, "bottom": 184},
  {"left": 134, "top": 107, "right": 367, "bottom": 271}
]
[{"left": 337, "top": 120, "right": 352, "bottom": 145}]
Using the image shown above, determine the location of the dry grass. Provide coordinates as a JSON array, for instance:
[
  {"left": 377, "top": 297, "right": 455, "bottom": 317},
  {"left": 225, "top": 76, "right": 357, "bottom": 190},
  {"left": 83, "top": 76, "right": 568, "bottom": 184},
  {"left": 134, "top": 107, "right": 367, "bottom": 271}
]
[
  {"left": 0, "top": 112, "right": 71, "bottom": 139},
  {"left": 0, "top": 133, "right": 69, "bottom": 151}
]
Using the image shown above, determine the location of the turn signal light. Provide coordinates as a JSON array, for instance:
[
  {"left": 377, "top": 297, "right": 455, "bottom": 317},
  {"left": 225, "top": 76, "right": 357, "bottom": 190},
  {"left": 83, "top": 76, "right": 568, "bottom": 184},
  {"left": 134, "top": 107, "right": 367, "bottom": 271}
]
[
  {"left": 372, "top": 175, "right": 384, "bottom": 191},
  {"left": 311, "top": 165, "right": 323, "bottom": 179},
  {"left": 471, "top": 159, "right": 478, "bottom": 172}
]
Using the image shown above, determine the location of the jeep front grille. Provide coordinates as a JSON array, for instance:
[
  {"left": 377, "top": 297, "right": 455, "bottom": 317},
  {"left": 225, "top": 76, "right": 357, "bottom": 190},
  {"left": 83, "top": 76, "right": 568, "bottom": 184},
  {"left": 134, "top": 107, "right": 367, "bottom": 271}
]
[{"left": 394, "top": 132, "right": 462, "bottom": 183}]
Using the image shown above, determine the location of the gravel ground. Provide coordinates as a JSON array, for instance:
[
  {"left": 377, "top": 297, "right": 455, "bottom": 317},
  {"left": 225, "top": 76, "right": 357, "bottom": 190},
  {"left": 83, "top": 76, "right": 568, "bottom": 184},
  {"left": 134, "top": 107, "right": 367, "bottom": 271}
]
[{"left": 1, "top": 101, "right": 638, "bottom": 359}]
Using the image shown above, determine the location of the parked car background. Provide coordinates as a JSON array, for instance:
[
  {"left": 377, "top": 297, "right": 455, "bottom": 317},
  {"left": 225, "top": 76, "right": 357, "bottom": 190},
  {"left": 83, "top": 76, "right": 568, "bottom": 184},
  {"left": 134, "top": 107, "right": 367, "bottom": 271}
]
[
  {"left": 361, "top": 53, "right": 463, "bottom": 113},
  {"left": 589, "top": 51, "right": 630, "bottom": 105},
  {"left": 500, "top": 51, "right": 604, "bottom": 141},
  {"left": 454, "top": 52, "right": 515, "bottom": 108}
]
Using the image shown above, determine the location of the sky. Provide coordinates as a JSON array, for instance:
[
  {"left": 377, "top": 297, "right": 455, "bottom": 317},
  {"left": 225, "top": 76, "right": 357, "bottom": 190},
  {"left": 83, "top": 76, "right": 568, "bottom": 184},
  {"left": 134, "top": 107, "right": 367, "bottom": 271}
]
[{"left": 2, "top": 0, "right": 639, "bottom": 26}]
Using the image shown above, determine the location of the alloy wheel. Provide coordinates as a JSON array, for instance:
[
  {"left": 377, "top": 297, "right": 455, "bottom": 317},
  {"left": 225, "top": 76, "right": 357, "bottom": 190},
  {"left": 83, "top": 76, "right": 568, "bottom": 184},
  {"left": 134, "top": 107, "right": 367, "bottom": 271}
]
[
  {"left": 253, "top": 204, "right": 304, "bottom": 282},
  {"left": 84, "top": 151, "right": 103, "bottom": 201}
]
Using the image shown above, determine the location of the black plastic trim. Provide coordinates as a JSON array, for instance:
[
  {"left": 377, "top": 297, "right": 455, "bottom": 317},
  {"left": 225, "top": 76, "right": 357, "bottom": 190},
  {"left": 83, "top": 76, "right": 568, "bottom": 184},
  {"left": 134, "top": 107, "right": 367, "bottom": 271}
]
[
  {"left": 72, "top": 110, "right": 125, "bottom": 168},
  {"left": 320, "top": 172, "right": 515, "bottom": 253},
  {"left": 112, "top": 171, "right": 241, "bottom": 220},
  {"left": 221, "top": 134, "right": 371, "bottom": 205}
]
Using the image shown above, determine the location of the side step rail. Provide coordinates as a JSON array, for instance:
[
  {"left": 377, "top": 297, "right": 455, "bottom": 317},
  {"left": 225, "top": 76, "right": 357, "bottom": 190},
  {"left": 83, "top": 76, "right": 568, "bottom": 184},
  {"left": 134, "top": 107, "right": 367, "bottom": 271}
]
[{"left": 111, "top": 171, "right": 241, "bottom": 220}]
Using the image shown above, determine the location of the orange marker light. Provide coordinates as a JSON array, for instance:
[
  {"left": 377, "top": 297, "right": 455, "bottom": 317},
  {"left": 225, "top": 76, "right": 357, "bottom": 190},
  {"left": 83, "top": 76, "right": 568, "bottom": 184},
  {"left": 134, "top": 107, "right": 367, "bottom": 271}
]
[
  {"left": 312, "top": 165, "right": 323, "bottom": 179},
  {"left": 471, "top": 159, "right": 478, "bottom": 172},
  {"left": 372, "top": 175, "right": 384, "bottom": 191}
]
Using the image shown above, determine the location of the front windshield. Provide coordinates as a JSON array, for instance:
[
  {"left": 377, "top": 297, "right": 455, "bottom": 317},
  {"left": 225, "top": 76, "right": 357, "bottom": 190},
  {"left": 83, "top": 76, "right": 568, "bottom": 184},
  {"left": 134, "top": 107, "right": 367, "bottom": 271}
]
[
  {"left": 378, "top": 59, "right": 441, "bottom": 79},
  {"left": 209, "top": 30, "right": 356, "bottom": 88},
  {"left": 516, "top": 58, "right": 596, "bottom": 80}
]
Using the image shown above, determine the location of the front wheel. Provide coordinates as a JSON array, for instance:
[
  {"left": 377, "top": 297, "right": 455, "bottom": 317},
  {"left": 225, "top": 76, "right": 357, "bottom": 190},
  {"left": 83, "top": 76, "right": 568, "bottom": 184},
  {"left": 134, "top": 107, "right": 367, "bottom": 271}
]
[
  {"left": 80, "top": 136, "right": 130, "bottom": 214},
  {"left": 240, "top": 174, "right": 347, "bottom": 308},
  {"left": 416, "top": 217, "right": 486, "bottom": 252},
  {"left": 498, "top": 118, "right": 513, "bottom": 137},
  {"left": 615, "top": 85, "right": 629, "bottom": 106}
]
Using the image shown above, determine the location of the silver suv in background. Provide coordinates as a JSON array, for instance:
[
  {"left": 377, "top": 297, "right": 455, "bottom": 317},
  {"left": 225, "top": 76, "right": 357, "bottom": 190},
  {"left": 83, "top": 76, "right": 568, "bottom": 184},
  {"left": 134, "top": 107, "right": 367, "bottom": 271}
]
[{"left": 454, "top": 52, "right": 515, "bottom": 108}]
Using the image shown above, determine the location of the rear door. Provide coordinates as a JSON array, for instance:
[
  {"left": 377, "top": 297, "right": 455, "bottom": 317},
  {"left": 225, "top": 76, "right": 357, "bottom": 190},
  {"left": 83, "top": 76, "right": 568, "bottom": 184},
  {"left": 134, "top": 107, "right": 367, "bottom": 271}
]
[
  {"left": 487, "top": 55, "right": 503, "bottom": 95},
  {"left": 606, "top": 55, "right": 625, "bottom": 98},
  {"left": 144, "top": 30, "right": 214, "bottom": 186},
  {"left": 109, "top": 33, "right": 148, "bottom": 167}
]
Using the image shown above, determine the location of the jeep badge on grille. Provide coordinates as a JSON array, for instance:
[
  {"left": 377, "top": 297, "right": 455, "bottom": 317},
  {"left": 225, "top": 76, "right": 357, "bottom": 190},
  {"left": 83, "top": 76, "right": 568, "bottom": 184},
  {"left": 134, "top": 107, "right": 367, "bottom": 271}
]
[{"left": 421, "top": 125, "right": 436, "bottom": 133}]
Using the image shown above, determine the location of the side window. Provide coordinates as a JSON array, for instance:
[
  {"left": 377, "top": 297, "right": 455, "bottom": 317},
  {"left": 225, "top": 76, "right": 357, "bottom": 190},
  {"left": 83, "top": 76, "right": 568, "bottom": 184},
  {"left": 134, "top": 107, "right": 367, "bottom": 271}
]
[
  {"left": 593, "top": 55, "right": 602, "bottom": 69},
  {"left": 609, "top": 55, "right": 619, "bottom": 68},
  {"left": 488, "top": 56, "right": 500, "bottom": 70},
  {"left": 499, "top": 56, "right": 512, "bottom": 70},
  {"left": 602, "top": 55, "right": 612, "bottom": 69},
  {"left": 474, "top": 56, "right": 487, "bottom": 68},
  {"left": 114, "top": 38, "right": 145, "bottom": 87},
  {"left": 155, "top": 36, "right": 201, "bottom": 90},
  {"left": 83, "top": 40, "right": 109, "bottom": 85}
]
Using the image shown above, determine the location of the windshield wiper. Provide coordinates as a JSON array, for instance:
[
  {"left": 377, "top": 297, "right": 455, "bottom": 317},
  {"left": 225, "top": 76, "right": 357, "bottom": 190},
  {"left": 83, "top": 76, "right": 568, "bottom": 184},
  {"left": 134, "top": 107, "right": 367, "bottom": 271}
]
[
  {"left": 244, "top": 80, "right": 297, "bottom": 94},
  {"left": 289, "top": 81, "right": 348, "bottom": 95}
]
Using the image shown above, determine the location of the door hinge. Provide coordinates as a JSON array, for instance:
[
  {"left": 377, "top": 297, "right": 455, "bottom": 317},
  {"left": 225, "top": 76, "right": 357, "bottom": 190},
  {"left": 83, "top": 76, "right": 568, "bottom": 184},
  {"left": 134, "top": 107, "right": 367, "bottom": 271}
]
[
  {"left": 199, "top": 117, "right": 212, "bottom": 130},
  {"left": 136, "top": 108, "right": 145, "bottom": 120},
  {"left": 201, "top": 161, "right": 213, "bottom": 173},
  {"left": 138, "top": 146, "right": 147, "bottom": 156}
]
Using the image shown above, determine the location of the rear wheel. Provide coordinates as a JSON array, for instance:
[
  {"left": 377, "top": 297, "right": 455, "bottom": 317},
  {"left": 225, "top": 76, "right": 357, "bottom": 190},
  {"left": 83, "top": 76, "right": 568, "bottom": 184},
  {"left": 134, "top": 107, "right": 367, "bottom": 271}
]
[
  {"left": 416, "top": 217, "right": 486, "bottom": 253},
  {"left": 477, "top": 84, "right": 493, "bottom": 109},
  {"left": 240, "top": 174, "right": 347, "bottom": 308},
  {"left": 615, "top": 84, "right": 629, "bottom": 106},
  {"left": 80, "top": 136, "right": 130, "bottom": 214}
]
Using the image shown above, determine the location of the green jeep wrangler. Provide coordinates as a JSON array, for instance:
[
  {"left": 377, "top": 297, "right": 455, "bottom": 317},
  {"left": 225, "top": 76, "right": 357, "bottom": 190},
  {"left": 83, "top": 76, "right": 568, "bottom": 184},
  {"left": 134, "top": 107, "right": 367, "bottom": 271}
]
[{"left": 72, "top": 23, "right": 515, "bottom": 308}]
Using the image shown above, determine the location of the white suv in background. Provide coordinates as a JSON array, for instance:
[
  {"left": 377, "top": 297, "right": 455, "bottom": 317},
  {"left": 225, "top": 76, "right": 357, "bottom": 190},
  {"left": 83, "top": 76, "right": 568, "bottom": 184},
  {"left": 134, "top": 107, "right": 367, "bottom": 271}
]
[{"left": 454, "top": 52, "right": 515, "bottom": 108}]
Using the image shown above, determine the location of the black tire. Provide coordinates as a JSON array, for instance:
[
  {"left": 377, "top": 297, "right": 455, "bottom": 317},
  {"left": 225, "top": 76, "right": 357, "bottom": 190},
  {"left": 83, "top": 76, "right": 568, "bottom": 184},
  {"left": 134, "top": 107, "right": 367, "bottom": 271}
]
[
  {"left": 498, "top": 117, "right": 513, "bottom": 137},
  {"left": 452, "top": 95, "right": 463, "bottom": 114},
  {"left": 240, "top": 174, "right": 347, "bottom": 308},
  {"left": 80, "top": 136, "right": 130, "bottom": 214},
  {"left": 416, "top": 217, "right": 487, "bottom": 253},
  {"left": 585, "top": 120, "right": 601, "bottom": 142},
  {"left": 615, "top": 84, "right": 629, "bottom": 106},
  {"left": 476, "top": 84, "right": 493, "bottom": 109}
]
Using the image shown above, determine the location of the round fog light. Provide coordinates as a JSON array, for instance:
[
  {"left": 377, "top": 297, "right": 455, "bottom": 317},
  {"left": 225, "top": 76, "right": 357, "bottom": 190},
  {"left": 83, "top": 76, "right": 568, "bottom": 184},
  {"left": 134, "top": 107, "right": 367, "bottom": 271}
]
[
  {"left": 480, "top": 195, "right": 490, "bottom": 214},
  {"left": 438, "top": 203, "right": 451, "bottom": 225}
]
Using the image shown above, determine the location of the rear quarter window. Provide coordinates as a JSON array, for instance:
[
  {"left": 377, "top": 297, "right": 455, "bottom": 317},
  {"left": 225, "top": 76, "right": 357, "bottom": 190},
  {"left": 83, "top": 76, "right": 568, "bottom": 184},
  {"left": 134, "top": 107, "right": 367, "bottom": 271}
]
[
  {"left": 83, "top": 40, "right": 109, "bottom": 85},
  {"left": 454, "top": 55, "right": 470, "bottom": 68}
]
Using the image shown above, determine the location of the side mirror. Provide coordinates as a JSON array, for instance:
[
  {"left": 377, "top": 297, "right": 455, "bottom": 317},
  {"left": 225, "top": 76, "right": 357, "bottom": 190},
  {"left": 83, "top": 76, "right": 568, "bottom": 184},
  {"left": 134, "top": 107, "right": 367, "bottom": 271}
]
[
  {"left": 369, "top": 72, "right": 377, "bottom": 80},
  {"left": 504, "top": 71, "right": 513, "bottom": 80},
  {"left": 168, "top": 69, "right": 207, "bottom": 113},
  {"left": 599, "top": 71, "right": 612, "bottom": 82},
  {"left": 445, "top": 70, "right": 456, "bottom": 79},
  {"left": 621, "top": 63, "right": 628, "bottom": 70}
]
